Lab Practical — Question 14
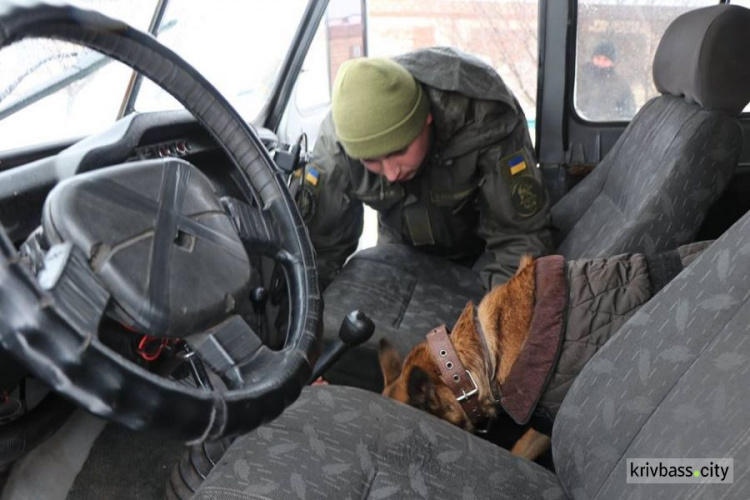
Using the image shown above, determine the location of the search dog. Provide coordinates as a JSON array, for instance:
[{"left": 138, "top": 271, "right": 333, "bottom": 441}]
[{"left": 378, "top": 245, "right": 706, "bottom": 461}]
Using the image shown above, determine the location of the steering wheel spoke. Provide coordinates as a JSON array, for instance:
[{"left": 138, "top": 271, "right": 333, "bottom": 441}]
[
  {"left": 221, "top": 197, "right": 281, "bottom": 256},
  {"left": 35, "top": 242, "right": 109, "bottom": 340},
  {"left": 186, "top": 315, "right": 271, "bottom": 390}
]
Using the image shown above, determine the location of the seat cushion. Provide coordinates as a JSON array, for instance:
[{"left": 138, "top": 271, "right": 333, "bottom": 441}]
[
  {"left": 194, "top": 386, "right": 566, "bottom": 500},
  {"left": 322, "top": 244, "right": 484, "bottom": 391},
  {"left": 553, "top": 211, "right": 750, "bottom": 499}
]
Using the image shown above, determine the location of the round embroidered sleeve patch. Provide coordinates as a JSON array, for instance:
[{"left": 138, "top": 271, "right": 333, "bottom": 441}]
[
  {"left": 511, "top": 176, "right": 543, "bottom": 218},
  {"left": 297, "top": 185, "right": 318, "bottom": 224}
]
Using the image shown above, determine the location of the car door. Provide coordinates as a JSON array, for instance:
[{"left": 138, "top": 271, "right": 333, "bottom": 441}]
[{"left": 536, "top": 0, "right": 750, "bottom": 237}]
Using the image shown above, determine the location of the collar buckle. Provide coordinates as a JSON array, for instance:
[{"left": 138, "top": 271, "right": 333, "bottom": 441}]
[
  {"left": 426, "top": 324, "right": 485, "bottom": 428},
  {"left": 456, "top": 370, "right": 479, "bottom": 402}
]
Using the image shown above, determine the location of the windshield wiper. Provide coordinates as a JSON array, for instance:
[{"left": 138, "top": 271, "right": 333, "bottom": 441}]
[
  {"left": 0, "top": 19, "right": 176, "bottom": 122},
  {"left": 0, "top": 49, "right": 113, "bottom": 121},
  {"left": 0, "top": 52, "right": 80, "bottom": 103}
]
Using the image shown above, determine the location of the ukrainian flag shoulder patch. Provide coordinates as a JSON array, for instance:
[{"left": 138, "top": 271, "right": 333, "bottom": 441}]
[
  {"left": 305, "top": 167, "right": 320, "bottom": 186},
  {"left": 509, "top": 155, "right": 527, "bottom": 175}
]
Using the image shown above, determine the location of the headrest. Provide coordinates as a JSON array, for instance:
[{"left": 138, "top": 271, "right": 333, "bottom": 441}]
[{"left": 653, "top": 5, "right": 750, "bottom": 115}]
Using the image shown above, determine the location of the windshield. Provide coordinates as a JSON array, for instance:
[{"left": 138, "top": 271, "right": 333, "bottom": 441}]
[
  {"left": 0, "top": 0, "right": 154, "bottom": 151},
  {"left": 135, "top": 0, "right": 309, "bottom": 119},
  {"left": 0, "top": 0, "right": 310, "bottom": 152}
]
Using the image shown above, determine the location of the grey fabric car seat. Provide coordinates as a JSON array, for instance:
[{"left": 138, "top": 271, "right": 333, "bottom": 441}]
[
  {"left": 320, "top": 4, "right": 750, "bottom": 392},
  {"left": 553, "top": 4, "right": 749, "bottom": 258},
  {"left": 193, "top": 202, "right": 750, "bottom": 499}
]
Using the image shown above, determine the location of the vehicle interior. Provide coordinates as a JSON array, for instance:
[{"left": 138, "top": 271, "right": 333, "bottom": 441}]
[{"left": 0, "top": 1, "right": 749, "bottom": 499}]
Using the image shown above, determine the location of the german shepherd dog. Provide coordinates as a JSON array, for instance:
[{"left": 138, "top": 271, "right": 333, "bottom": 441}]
[{"left": 379, "top": 246, "right": 705, "bottom": 460}]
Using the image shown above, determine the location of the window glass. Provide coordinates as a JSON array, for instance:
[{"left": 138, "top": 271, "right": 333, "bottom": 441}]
[
  {"left": 367, "top": 0, "right": 539, "bottom": 136},
  {"left": 575, "top": 0, "right": 716, "bottom": 123},
  {"left": 290, "top": 0, "right": 365, "bottom": 117},
  {"left": 281, "top": 0, "right": 364, "bottom": 148},
  {"left": 0, "top": 0, "right": 155, "bottom": 151},
  {"left": 294, "top": 22, "right": 334, "bottom": 114},
  {"left": 294, "top": 1, "right": 365, "bottom": 115},
  {"left": 135, "top": 0, "right": 309, "bottom": 122}
]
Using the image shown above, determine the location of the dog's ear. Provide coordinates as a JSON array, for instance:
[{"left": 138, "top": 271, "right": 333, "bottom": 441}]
[
  {"left": 516, "top": 254, "right": 535, "bottom": 275},
  {"left": 379, "top": 338, "right": 402, "bottom": 387},
  {"left": 407, "top": 366, "right": 435, "bottom": 411}
]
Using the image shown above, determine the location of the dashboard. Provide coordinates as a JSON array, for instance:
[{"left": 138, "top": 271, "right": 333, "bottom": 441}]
[{"left": 0, "top": 109, "right": 279, "bottom": 245}]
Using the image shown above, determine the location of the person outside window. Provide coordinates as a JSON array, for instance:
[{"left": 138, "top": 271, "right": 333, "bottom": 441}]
[{"left": 577, "top": 40, "right": 636, "bottom": 121}]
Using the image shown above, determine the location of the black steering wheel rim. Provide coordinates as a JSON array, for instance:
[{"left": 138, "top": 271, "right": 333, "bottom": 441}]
[{"left": 0, "top": 2, "right": 321, "bottom": 442}]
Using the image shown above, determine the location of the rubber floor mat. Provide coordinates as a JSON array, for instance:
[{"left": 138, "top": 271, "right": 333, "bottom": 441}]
[{"left": 67, "top": 424, "right": 186, "bottom": 500}]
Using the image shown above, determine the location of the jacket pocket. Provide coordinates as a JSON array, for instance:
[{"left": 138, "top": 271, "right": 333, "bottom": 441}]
[
  {"left": 353, "top": 184, "right": 404, "bottom": 213},
  {"left": 430, "top": 181, "right": 480, "bottom": 214}
]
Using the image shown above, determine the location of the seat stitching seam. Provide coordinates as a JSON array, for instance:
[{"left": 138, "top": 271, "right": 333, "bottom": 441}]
[
  {"left": 359, "top": 468, "right": 377, "bottom": 500},
  {"left": 392, "top": 278, "right": 418, "bottom": 329}
]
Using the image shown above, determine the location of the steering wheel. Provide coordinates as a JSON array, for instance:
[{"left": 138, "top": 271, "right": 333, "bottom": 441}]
[{"left": 0, "top": 3, "right": 321, "bottom": 442}]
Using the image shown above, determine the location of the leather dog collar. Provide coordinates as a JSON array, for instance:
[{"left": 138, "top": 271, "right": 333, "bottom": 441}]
[{"left": 426, "top": 325, "right": 484, "bottom": 427}]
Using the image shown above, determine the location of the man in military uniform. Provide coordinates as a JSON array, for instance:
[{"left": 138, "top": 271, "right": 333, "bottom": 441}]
[
  {"left": 576, "top": 41, "right": 636, "bottom": 121},
  {"left": 299, "top": 47, "right": 554, "bottom": 291}
]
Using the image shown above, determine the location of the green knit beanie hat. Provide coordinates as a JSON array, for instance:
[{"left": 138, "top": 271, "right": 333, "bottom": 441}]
[{"left": 332, "top": 57, "right": 430, "bottom": 159}]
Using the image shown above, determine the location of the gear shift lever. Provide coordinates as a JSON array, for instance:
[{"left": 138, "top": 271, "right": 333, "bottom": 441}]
[{"left": 309, "top": 310, "right": 375, "bottom": 383}]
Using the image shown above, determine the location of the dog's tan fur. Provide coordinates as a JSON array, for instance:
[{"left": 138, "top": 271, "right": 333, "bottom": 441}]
[{"left": 379, "top": 256, "right": 551, "bottom": 460}]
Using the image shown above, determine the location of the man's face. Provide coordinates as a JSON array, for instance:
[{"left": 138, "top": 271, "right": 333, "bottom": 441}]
[
  {"left": 592, "top": 54, "right": 614, "bottom": 69},
  {"left": 360, "top": 115, "right": 432, "bottom": 183}
]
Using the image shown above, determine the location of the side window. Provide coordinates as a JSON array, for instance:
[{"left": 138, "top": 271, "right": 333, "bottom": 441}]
[
  {"left": 294, "top": 27, "right": 332, "bottom": 115},
  {"left": 280, "top": 0, "right": 365, "bottom": 146},
  {"left": 367, "top": 0, "right": 539, "bottom": 138},
  {"left": 574, "top": 0, "right": 716, "bottom": 123}
]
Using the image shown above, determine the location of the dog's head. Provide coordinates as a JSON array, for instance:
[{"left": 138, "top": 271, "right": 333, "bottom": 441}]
[
  {"left": 379, "top": 339, "right": 471, "bottom": 429},
  {"left": 378, "top": 255, "right": 536, "bottom": 430},
  {"left": 378, "top": 299, "right": 480, "bottom": 430}
]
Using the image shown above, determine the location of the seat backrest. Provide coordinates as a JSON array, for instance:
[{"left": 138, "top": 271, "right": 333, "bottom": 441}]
[
  {"left": 552, "top": 5, "right": 750, "bottom": 259},
  {"left": 552, "top": 111, "right": 750, "bottom": 500}
]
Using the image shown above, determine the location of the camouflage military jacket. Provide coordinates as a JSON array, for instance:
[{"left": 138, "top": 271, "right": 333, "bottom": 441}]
[{"left": 300, "top": 47, "right": 554, "bottom": 289}]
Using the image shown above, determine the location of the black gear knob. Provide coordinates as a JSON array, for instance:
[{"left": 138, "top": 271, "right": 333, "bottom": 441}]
[
  {"left": 338, "top": 310, "right": 375, "bottom": 346},
  {"left": 309, "top": 310, "right": 375, "bottom": 383},
  {"left": 250, "top": 286, "right": 269, "bottom": 315}
]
